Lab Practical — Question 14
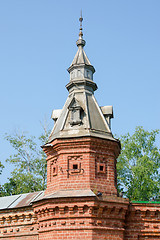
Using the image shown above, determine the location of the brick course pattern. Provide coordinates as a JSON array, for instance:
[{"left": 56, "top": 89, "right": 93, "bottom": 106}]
[
  {"left": 43, "top": 137, "right": 120, "bottom": 197},
  {"left": 33, "top": 196, "right": 128, "bottom": 240},
  {"left": 125, "top": 203, "right": 160, "bottom": 240},
  {"left": 0, "top": 207, "right": 38, "bottom": 239},
  {"left": 1, "top": 200, "right": 160, "bottom": 239},
  {"left": 0, "top": 135, "right": 160, "bottom": 239}
]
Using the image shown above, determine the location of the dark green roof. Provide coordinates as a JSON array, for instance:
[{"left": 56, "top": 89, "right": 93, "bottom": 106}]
[{"left": 132, "top": 200, "right": 160, "bottom": 204}]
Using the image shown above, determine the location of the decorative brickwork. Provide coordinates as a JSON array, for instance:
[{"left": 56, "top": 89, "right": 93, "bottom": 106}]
[
  {"left": 0, "top": 15, "right": 160, "bottom": 240},
  {"left": 125, "top": 203, "right": 160, "bottom": 240},
  {"left": 0, "top": 207, "right": 38, "bottom": 239},
  {"left": 33, "top": 196, "right": 129, "bottom": 240},
  {"left": 1, "top": 198, "right": 160, "bottom": 239},
  {"left": 43, "top": 137, "right": 120, "bottom": 196},
  {"left": 1, "top": 131, "right": 159, "bottom": 240}
]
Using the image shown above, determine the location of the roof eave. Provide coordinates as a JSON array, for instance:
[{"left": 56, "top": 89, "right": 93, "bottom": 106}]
[{"left": 67, "top": 63, "right": 95, "bottom": 74}]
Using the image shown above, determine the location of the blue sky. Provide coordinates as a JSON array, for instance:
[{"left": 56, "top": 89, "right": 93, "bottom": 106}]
[{"left": 0, "top": 0, "right": 160, "bottom": 184}]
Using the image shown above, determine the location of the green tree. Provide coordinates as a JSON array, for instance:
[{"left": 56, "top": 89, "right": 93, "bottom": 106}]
[
  {"left": 1, "top": 127, "right": 49, "bottom": 196},
  {"left": 0, "top": 162, "right": 4, "bottom": 196},
  {"left": 0, "top": 162, "right": 4, "bottom": 175},
  {"left": 117, "top": 126, "right": 160, "bottom": 201}
]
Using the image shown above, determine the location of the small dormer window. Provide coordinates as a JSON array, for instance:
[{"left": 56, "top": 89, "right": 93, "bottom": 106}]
[
  {"left": 68, "top": 98, "right": 83, "bottom": 126},
  {"left": 70, "top": 105, "right": 82, "bottom": 126}
]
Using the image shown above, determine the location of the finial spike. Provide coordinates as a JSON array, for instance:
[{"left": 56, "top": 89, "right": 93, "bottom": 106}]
[
  {"left": 76, "top": 11, "right": 86, "bottom": 47},
  {"left": 79, "top": 10, "right": 83, "bottom": 40},
  {"left": 79, "top": 9, "right": 83, "bottom": 27}
]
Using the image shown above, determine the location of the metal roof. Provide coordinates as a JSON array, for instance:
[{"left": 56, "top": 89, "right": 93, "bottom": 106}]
[
  {"left": 0, "top": 191, "right": 44, "bottom": 210},
  {"left": 46, "top": 15, "right": 117, "bottom": 144},
  {"left": 34, "top": 189, "right": 96, "bottom": 202},
  {"left": 48, "top": 90, "right": 116, "bottom": 143},
  {"left": 0, "top": 190, "right": 96, "bottom": 209},
  {"left": 69, "top": 46, "right": 92, "bottom": 67},
  {"left": 132, "top": 200, "right": 160, "bottom": 204},
  {"left": 67, "top": 14, "right": 95, "bottom": 74}
]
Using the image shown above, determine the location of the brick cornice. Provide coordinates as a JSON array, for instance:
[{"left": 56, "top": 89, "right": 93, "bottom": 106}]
[
  {"left": 33, "top": 196, "right": 129, "bottom": 235},
  {"left": 43, "top": 136, "right": 120, "bottom": 159}
]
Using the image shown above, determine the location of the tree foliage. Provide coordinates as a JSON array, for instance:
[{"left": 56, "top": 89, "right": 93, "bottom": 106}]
[
  {"left": 0, "top": 162, "right": 4, "bottom": 175},
  {"left": 117, "top": 126, "right": 160, "bottom": 201},
  {"left": 1, "top": 125, "right": 160, "bottom": 200},
  {"left": 0, "top": 127, "right": 49, "bottom": 196}
]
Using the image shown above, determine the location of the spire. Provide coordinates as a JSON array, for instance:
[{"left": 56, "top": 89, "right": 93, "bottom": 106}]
[
  {"left": 76, "top": 10, "right": 86, "bottom": 47},
  {"left": 67, "top": 12, "right": 95, "bottom": 84},
  {"left": 46, "top": 15, "right": 115, "bottom": 144}
]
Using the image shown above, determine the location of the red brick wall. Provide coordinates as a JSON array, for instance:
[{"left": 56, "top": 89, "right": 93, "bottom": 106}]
[
  {"left": 125, "top": 203, "right": 160, "bottom": 240},
  {"left": 0, "top": 207, "right": 38, "bottom": 239},
  {"left": 39, "top": 230, "right": 93, "bottom": 240},
  {"left": 43, "top": 137, "right": 120, "bottom": 196},
  {"left": 1, "top": 134, "right": 160, "bottom": 240},
  {"left": 33, "top": 196, "right": 128, "bottom": 240},
  {"left": 1, "top": 199, "right": 160, "bottom": 240},
  {"left": 92, "top": 230, "right": 124, "bottom": 240},
  {"left": 39, "top": 230, "right": 124, "bottom": 240}
]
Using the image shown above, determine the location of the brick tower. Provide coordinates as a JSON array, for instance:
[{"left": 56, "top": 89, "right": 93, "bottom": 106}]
[{"left": 33, "top": 14, "right": 129, "bottom": 240}]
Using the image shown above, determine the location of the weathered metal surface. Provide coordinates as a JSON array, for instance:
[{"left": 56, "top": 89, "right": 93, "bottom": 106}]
[
  {"left": 13, "top": 191, "right": 44, "bottom": 208},
  {"left": 46, "top": 17, "right": 117, "bottom": 145},
  {"left": 51, "top": 109, "right": 62, "bottom": 122},
  {"left": 0, "top": 191, "right": 44, "bottom": 210},
  {"left": 40, "top": 189, "right": 96, "bottom": 200},
  {"left": 101, "top": 106, "right": 113, "bottom": 118},
  {"left": 0, "top": 194, "right": 21, "bottom": 210},
  {"left": 47, "top": 89, "right": 116, "bottom": 143},
  {"left": 69, "top": 46, "right": 93, "bottom": 68}
]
